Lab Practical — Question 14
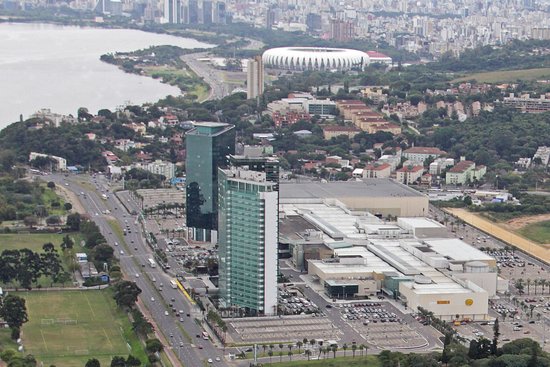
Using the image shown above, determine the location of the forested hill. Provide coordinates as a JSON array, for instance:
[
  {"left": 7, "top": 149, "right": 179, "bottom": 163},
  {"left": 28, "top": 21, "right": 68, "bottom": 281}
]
[
  {"left": 418, "top": 106, "right": 550, "bottom": 167},
  {"left": 429, "top": 39, "right": 550, "bottom": 73},
  {"left": 0, "top": 119, "right": 105, "bottom": 168}
]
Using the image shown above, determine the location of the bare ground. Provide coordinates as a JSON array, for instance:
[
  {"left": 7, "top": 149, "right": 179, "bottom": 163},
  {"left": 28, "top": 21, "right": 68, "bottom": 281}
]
[
  {"left": 55, "top": 185, "right": 86, "bottom": 215},
  {"left": 505, "top": 214, "right": 550, "bottom": 230}
]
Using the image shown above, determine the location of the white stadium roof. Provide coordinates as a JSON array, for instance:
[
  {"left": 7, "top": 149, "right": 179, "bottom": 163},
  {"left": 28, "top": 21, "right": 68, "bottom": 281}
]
[{"left": 262, "top": 47, "right": 370, "bottom": 72}]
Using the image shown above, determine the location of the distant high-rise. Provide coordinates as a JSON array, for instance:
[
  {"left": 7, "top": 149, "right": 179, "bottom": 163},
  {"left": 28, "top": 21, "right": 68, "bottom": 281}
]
[
  {"left": 265, "top": 6, "right": 275, "bottom": 29},
  {"left": 188, "top": 0, "right": 198, "bottom": 23},
  {"left": 218, "top": 164, "right": 279, "bottom": 316},
  {"left": 214, "top": 1, "right": 226, "bottom": 24},
  {"left": 246, "top": 55, "right": 264, "bottom": 100},
  {"left": 202, "top": 0, "right": 213, "bottom": 24},
  {"left": 164, "top": 0, "right": 182, "bottom": 23},
  {"left": 185, "top": 122, "right": 235, "bottom": 242},
  {"left": 329, "top": 18, "right": 355, "bottom": 42}
]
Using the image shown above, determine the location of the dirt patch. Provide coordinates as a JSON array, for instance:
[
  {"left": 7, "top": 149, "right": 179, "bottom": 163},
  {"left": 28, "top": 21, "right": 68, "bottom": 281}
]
[
  {"left": 446, "top": 208, "right": 550, "bottom": 263},
  {"left": 506, "top": 214, "right": 550, "bottom": 230}
]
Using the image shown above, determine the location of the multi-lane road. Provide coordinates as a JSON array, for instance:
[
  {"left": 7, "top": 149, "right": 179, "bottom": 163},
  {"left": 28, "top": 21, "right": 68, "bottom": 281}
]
[{"left": 48, "top": 173, "right": 229, "bottom": 367}]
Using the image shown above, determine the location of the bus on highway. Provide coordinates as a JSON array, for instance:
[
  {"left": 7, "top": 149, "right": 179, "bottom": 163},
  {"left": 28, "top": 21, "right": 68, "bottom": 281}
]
[
  {"left": 148, "top": 258, "right": 156, "bottom": 268},
  {"left": 170, "top": 279, "right": 177, "bottom": 289}
]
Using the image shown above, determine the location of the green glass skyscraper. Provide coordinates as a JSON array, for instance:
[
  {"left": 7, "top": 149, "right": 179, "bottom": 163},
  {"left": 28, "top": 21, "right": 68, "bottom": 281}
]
[
  {"left": 185, "top": 122, "right": 235, "bottom": 241},
  {"left": 218, "top": 166, "right": 279, "bottom": 316}
]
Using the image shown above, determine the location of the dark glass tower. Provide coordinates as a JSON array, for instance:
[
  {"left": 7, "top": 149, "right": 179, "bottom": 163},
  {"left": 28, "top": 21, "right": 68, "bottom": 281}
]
[{"left": 185, "top": 122, "right": 235, "bottom": 241}]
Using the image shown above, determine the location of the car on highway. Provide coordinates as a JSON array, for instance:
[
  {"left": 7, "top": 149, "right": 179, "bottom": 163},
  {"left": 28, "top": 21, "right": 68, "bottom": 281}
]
[
  {"left": 120, "top": 250, "right": 124, "bottom": 255},
  {"left": 164, "top": 311, "right": 169, "bottom": 316},
  {"left": 207, "top": 359, "right": 213, "bottom": 363},
  {"left": 114, "top": 242, "right": 118, "bottom": 246},
  {"left": 215, "top": 357, "right": 221, "bottom": 362},
  {"left": 135, "top": 274, "right": 139, "bottom": 278},
  {"left": 151, "top": 297, "right": 155, "bottom": 302},
  {"left": 179, "top": 317, "right": 184, "bottom": 322}
]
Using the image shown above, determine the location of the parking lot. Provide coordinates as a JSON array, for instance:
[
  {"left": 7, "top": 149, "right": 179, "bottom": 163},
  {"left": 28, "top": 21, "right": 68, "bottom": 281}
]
[
  {"left": 338, "top": 302, "right": 428, "bottom": 349},
  {"left": 227, "top": 315, "right": 342, "bottom": 344},
  {"left": 279, "top": 288, "right": 321, "bottom": 315}
]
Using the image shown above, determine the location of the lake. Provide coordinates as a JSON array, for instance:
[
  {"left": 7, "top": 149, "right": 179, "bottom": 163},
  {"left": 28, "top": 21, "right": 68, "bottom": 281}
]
[{"left": 0, "top": 23, "right": 214, "bottom": 130}]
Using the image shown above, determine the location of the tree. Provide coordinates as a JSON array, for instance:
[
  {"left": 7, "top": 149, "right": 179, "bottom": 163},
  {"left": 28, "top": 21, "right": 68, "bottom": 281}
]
[
  {"left": 85, "top": 358, "right": 101, "bottom": 367},
  {"left": 110, "top": 356, "right": 126, "bottom": 367},
  {"left": 46, "top": 215, "right": 62, "bottom": 225},
  {"left": 92, "top": 244, "right": 115, "bottom": 264},
  {"left": 352, "top": 344, "right": 357, "bottom": 358},
  {"left": 60, "top": 235, "right": 74, "bottom": 251},
  {"left": 441, "top": 333, "right": 452, "bottom": 364},
  {"left": 47, "top": 181, "right": 56, "bottom": 189},
  {"left": 113, "top": 281, "right": 142, "bottom": 309},
  {"left": 64, "top": 203, "right": 72, "bottom": 211},
  {"left": 491, "top": 318, "right": 500, "bottom": 355},
  {"left": 305, "top": 349, "right": 311, "bottom": 361},
  {"left": 267, "top": 350, "right": 273, "bottom": 364},
  {"left": 331, "top": 345, "right": 338, "bottom": 358},
  {"left": 287, "top": 351, "right": 292, "bottom": 361},
  {"left": 66, "top": 213, "right": 81, "bottom": 231},
  {"left": 145, "top": 338, "right": 163, "bottom": 353},
  {"left": 0, "top": 295, "right": 29, "bottom": 329},
  {"left": 23, "top": 216, "right": 38, "bottom": 228},
  {"left": 126, "top": 355, "right": 141, "bottom": 366},
  {"left": 296, "top": 341, "right": 303, "bottom": 353},
  {"left": 343, "top": 343, "right": 348, "bottom": 357}
]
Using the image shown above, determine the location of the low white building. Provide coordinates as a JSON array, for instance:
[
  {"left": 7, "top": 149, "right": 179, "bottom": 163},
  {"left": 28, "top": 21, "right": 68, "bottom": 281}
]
[{"left": 29, "top": 152, "right": 67, "bottom": 171}]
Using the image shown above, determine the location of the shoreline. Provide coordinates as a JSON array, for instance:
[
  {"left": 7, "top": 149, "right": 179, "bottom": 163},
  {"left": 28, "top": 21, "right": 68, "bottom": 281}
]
[{"left": 0, "top": 21, "right": 219, "bottom": 131}]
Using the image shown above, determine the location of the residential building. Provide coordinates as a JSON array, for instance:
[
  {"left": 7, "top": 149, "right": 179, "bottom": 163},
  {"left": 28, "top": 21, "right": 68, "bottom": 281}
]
[
  {"left": 304, "top": 99, "right": 336, "bottom": 117},
  {"left": 246, "top": 55, "right": 264, "bottom": 100},
  {"left": 445, "top": 160, "right": 486, "bottom": 185},
  {"left": 396, "top": 165, "right": 424, "bottom": 184},
  {"left": 502, "top": 93, "right": 550, "bottom": 113},
  {"left": 429, "top": 158, "right": 455, "bottom": 175},
  {"left": 363, "top": 163, "right": 391, "bottom": 178},
  {"left": 322, "top": 125, "right": 361, "bottom": 140},
  {"left": 185, "top": 122, "right": 235, "bottom": 241},
  {"left": 533, "top": 146, "right": 550, "bottom": 166},
  {"left": 136, "top": 159, "right": 176, "bottom": 180},
  {"left": 403, "top": 147, "right": 446, "bottom": 164},
  {"left": 218, "top": 166, "right": 278, "bottom": 316}
]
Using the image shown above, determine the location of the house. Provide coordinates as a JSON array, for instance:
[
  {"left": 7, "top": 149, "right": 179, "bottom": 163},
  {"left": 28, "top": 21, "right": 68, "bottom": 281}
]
[
  {"left": 445, "top": 160, "right": 486, "bottom": 185},
  {"left": 403, "top": 147, "right": 446, "bottom": 164},
  {"left": 363, "top": 163, "right": 391, "bottom": 178},
  {"left": 396, "top": 165, "right": 424, "bottom": 184},
  {"left": 102, "top": 151, "right": 119, "bottom": 164},
  {"left": 322, "top": 125, "right": 361, "bottom": 140}
]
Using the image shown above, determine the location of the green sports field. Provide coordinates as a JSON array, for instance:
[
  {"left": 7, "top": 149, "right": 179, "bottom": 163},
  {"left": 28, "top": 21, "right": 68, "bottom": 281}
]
[
  {"left": 518, "top": 220, "right": 550, "bottom": 245},
  {"left": 19, "top": 290, "right": 147, "bottom": 367},
  {"left": 0, "top": 233, "right": 65, "bottom": 252}
]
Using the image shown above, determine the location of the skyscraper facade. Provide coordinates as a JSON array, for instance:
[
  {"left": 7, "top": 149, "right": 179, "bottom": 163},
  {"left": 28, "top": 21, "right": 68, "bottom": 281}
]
[
  {"left": 218, "top": 166, "right": 279, "bottom": 316},
  {"left": 185, "top": 122, "right": 235, "bottom": 241},
  {"left": 246, "top": 55, "right": 264, "bottom": 100}
]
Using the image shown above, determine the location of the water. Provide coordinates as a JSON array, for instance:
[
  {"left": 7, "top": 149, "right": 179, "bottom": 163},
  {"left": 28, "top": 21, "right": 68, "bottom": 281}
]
[{"left": 0, "top": 23, "right": 214, "bottom": 130}]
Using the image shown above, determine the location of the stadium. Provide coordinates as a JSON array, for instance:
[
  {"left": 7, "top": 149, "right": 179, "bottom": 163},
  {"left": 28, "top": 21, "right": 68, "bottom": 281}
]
[{"left": 262, "top": 47, "right": 370, "bottom": 72}]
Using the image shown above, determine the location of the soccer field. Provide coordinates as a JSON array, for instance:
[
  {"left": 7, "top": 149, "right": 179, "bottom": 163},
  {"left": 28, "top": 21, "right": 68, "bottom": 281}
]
[{"left": 20, "top": 290, "right": 146, "bottom": 367}]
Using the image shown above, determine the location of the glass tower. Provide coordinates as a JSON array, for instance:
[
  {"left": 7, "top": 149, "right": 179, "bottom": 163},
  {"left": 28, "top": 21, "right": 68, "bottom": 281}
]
[
  {"left": 218, "top": 167, "right": 279, "bottom": 316},
  {"left": 185, "top": 122, "right": 235, "bottom": 241}
]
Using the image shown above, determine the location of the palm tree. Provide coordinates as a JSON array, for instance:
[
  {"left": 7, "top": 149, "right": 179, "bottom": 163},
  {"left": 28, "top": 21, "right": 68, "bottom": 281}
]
[
  {"left": 331, "top": 345, "right": 338, "bottom": 358},
  {"left": 342, "top": 343, "right": 348, "bottom": 357},
  {"left": 296, "top": 341, "right": 303, "bottom": 353},
  {"left": 303, "top": 337, "right": 309, "bottom": 346},
  {"left": 305, "top": 349, "right": 312, "bottom": 361},
  {"left": 526, "top": 278, "right": 532, "bottom": 295},
  {"left": 279, "top": 344, "right": 284, "bottom": 362},
  {"left": 352, "top": 344, "right": 357, "bottom": 358},
  {"left": 359, "top": 344, "right": 364, "bottom": 357},
  {"left": 534, "top": 279, "right": 539, "bottom": 295},
  {"left": 288, "top": 351, "right": 293, "bottom": 361},
  {"left": 288, "top": 344, "right": 293, "bottom": 353},
  {"left": 268, "top": 350, "right": 273, "bottom": 364},
  {"left": 310, "top": 339, "right": 316, "bottom": 349},
  {"left": 262, "top": 344, "right": 267, "bottom": 356},
  {"left": 364, "top": 345, "right": 369, "bottom": 360}
]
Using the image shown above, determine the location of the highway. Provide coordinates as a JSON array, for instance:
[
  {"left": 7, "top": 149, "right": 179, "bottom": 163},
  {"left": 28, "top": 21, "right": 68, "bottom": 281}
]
[
  {"left": 182, "top": 52, "right": 228, "bottom": 102},
  {"left": 48, "top": 173, "right": 228, "bottom": 367}
]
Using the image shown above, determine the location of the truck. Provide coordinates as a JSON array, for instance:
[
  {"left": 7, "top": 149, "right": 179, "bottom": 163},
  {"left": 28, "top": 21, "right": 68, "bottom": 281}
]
[{"left": 148, "top": 258, "right": 156, "bottom": 268}]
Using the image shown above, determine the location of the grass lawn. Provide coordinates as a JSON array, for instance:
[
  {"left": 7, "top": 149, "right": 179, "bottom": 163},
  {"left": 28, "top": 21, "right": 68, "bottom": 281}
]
[
  {"left": 0, "top": 232, "right": 85, "bottom": 288},
  {"left": 42, "top": 186, "right": 68, "bottom": 216},
  {"left": 271, "top": 356, "right": 380, "bottom": 366},
  {"left": 518, "top": 220, "right": 550, "bottom": 244},
  {"left": 0, "top": 327, "right": 19, "bottom": 352},
  {"left": 452, "top": 67, "right": 550, "bottom": 83},
  {"left": 0, "top": 233, "right": 65, "bottom": 252},
  {"left": 18, "top": 289, "right": 147, "bottom": 367}
]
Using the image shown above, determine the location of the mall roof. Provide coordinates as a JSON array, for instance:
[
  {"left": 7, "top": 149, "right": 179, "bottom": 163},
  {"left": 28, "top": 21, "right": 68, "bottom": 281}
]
[
  {"left": 279, "top": 179, "right": 426, "bottom": 200},
  {"left": 398, "top": 217, "right": 445, "bottom": 229},
  {"left": 422, "top": 239, "right": 495, "bottom": 263}
]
